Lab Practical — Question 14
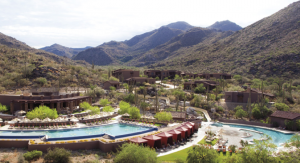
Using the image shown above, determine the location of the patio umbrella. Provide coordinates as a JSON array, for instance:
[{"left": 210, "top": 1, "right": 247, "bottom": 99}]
[
  {"left": 31, "top": 118, "right": 41, "bottom": 122},
  {"left": 56, "top": 117, "right": 65, "bottom": 122},
  {"left": 141, "top": 115, "right": 147, "bottom": 119},
  {"left": 42, "top": 117, "right": 52, "bottom": 122},
  {"left": 85, "top": 115, "right": 93, "bottom": 119},
  {"left": 70, "top": 117, "right": 79, "bottom": 122},
  {"left": 0, "top": 118, "right": 2, "bottom": 122},
  {"left": 21, "top": 118, "right": 31, "bottom": 123},
  {"left": 11, "top": 118, "right": 21, "bottom": 122},
  {"left": 18, "top": 110, "right": 26, "bottom": 114},
  {"left": 122, "top": 113, "right": 130, "bottom": 117}
]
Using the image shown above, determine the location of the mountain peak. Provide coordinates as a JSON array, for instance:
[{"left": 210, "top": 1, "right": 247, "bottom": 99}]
[
  {"left": 165, "top": 21, "right": 194, "bottom": 31},
  {"left": 208, "top": 20, "right": 242, "bottom": 31}
]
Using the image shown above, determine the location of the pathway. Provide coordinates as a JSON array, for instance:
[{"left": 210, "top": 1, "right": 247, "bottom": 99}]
[
  {"left": 189, "top": 107, "right": 211, "bottom": 122},
  {"left": 156, "top": 81, "right": 177, "bottom": 89}
]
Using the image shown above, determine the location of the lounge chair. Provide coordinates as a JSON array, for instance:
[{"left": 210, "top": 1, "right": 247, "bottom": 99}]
[
  {"left": 8, "top": 124, "right": 13, "bottom": 129},
  {"left": 39, "top": 125, "right": 42, "bottom": 129}
]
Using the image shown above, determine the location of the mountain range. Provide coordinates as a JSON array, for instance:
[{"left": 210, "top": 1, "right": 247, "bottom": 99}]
[
  {"left": 40, "top": 44, "right": 92, "bottom": 58},
  {"left": 1, "top": 1, "right": 300, "bottom": 79},
  {"left": 72, "top": 20, "right": 240, "bottom": 66}
]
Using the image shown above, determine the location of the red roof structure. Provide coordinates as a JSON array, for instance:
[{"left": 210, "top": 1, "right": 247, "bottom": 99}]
[
  {"left": 270, "top": 111, "right": 300, "bottom": 120},
  {"left": 168, "top": 129, "right": 182, "bottom": 142},
  {"left": 156, "top": 132, "right": 173, "bottom": 146},
  {"left": 129, "top": 137, "right": 148, "bottom": 144},
  {"left": 176, "top": 127, "right": 188, "bottom": 138},
  {"left": 143, "top": 135, "right": 162, "bottom": 148},
  {"left": 182, "top": 125, "right": 192, "bottom": 136}
]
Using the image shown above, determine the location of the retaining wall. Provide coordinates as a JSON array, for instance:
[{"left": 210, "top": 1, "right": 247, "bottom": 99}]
[
  {"left": 0, "top": 140, "right": 29, "bottom": 148},
  {"left": 218, "top": 118, "right": 272, "bottom": 127}
]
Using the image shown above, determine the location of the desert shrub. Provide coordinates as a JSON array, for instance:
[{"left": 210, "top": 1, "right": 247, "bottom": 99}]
[
  {"left": 114, "top": 143, "right": 157, "bottom": 163},
  {"left": 0, "top": 86, "right": 5, "bottom": 93},
  {"left": 36, "top": 77, "right": 47, "bottom": 86},
  {"left": 186, "top": 145, "right": 218, "bottom": 163},
  {"left": 26, "top": 106, "right": 58, "bottom": 120},
  {"left": 235, "top": 109, "right": 247, "bottom": 119},
  {"left": 88, "top": 106, "right": 100, "bottom": 115},
  {"left": 2, "top": 79, "right": 16, "bottom": 87},
  {"left": 123, "top": 93, "right": 135, "bottom": 103},
  {"left": 233, "top": 75, "right": 242, "bottom": 83},
  {"left": 109, "top": 76, "right": 119, "bottom": 81},
  {"left": 226, "top": 85, "right": 244, "bottom": 92},
  {"left": 234, "top": 105, "right": 243, "bottom": 112},
  {"left": 274, "top": 103, "right": 289, "bottom": 111},
  {"left": 17, "top": 153, "right": 25, "bottom": 163},
  {"left": 44, "top": 148, "right": 71, "bottom": 163},
  {"left": 0, "top": 103, "right": 8, "bottom": 112},
  {"left": 155, "top": 111, "right": 173, "bottom": 122},
  {"left": 194, "top": 84, "right": 206, "bottom": 93},
  {"left": 23, "top": 150, "right": 42, "bottom": 162}
]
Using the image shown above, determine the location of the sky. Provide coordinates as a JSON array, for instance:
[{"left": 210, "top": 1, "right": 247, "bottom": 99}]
[{"left": 0, "top": 0, "right": 298, "bottom": 48}]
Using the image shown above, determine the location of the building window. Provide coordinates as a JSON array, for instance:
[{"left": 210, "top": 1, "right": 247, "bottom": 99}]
[{"left": 151, "top": 72, "right": 154, "bottom": 75}]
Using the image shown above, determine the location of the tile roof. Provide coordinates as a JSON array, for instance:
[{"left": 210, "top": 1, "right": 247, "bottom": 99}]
[{"left": 270, "top": 111, "right": 300, "bottom": 120}]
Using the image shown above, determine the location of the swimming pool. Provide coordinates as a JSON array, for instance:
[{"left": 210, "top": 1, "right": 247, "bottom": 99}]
[
  {"left": 211, "top": 123, "right": 294, "bottom": 146},
  {"left": 0, "top": 123, "right": 157, "bottom": 140}
]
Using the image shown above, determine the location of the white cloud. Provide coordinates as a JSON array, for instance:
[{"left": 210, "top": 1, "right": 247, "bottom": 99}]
[{"left": 0, "top": 0, "right": 297, "bottom": 48}]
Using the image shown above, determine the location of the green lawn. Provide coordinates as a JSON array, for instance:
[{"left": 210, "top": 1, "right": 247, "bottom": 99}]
[{"left": 158, "top": 136, "right": 236, "bottom": 162}]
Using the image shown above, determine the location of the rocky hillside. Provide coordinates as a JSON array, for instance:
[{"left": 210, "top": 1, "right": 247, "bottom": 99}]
[
  {"left": 208, "top": 20, "right": 242, "bottom": 31},
  {"left": 129, "top": 27, "right": 234, "bottom": 66},
  {"left": 40, "top": 44, "right": 92, "bottom": 58},
  {"left": 146, "top": 1, "right": 300, "bottom": 79},
  {"left": 73, "top": 25, "right": 184, "bottom": 65}
]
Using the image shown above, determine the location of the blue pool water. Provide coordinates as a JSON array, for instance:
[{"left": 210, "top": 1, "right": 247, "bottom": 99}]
[
  {"left": 0, "top": 123, "right": 154, "bottom": 139},
  {"left": 212, "top": 123, "right": 294, "bottom": 146}
]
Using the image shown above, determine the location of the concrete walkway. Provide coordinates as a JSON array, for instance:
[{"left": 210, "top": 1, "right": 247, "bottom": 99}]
[
  {"left": 190, "top": 107, "right": 211, "bottom": 122},
  {"left": 156, "top": 81, "right": 178, "bottom": 89}
]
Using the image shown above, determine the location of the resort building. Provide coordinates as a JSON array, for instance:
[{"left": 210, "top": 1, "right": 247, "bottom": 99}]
[
  {"left": 144, "top": 70, "right": 181, "bottom": 79},
  {"left": 102, "top": 81, "right": 121, "bottom": 90},
  {"left": 125, "top": 77, "right": 156, "bottom": 85},
  {"left": 0, "top": 92, "right": 91, "bottom": 115},
  {"left": 194, "top": 73, "right": 232, "bottom": 80},
  {"left": 112, "top": 69, "right": 140, "bottom": 81},
  {"left": 183, "top": 80, "right": 219, "bottom": 90},
  {"left": 270, "top": 111, "right": 300, "bottom": 130},
  {"left": 224, "top": 87, "right": 274, "bottom": 103}
]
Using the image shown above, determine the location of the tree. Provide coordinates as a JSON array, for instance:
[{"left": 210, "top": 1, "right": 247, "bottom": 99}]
[
  {"left": 140, "top": 101, "right": 149, "bottom": 115},
  {"left": 103, "top": 106, "right": 114, "bottom": 112},
  {"left": 88, "top": 106, "right": 100, "bottom": 115},
  {"left": 274, "top": 103, "right": 289, "bottom": 111},
  {"left": 194, "top": 84, "right": 206, "bottom": 93},
  {"left": 234, "top": 105, "right": 243, "bottom": 112},
  {"left": 252, "top": 107, "right": 261, "bottom": 119},
  {"left": 26, "top": 106, "right": 58, "bottom": 120},
  {"left": 174, "top": 74, "right": 181, "bottom": 88},
  {"left": 172, "top": 89, "right": 184, "bottom": 111},
  {"left": 0, "top": 103, "right": 8, "bottom": 112},
  {"left": 235, "top": 109, "right": 247, "bottom": 119},
  {"left": 154, "top": 112, "right": 173, "bottom": 122},
  {"left": 123, "top": 83, "right": 129, "bottom": 93},
  {"left": 233, "top": 75, "right": 242, "bottom": 83},
  {"left": 79, "top": 102, "right": 91, "bottom": 110},
  {"left": 186, "top": 145, "right": 218, "bottom": 163},
  {"left": 118, "top": 101, "right": 131, "bottom": 114},
  {"left": 129, "top": 106, "right": 141, "bottom": 119},
  {"left": 239, "top": 135, "right": 278, "bottom": 163},
  {"left": 44, "top": 148, "right": 72, "bottom": 163},
  {"left": 285, "top": 134, "right": 300, "bottom": 148},
  {"left": 110, "top": 86, "right": 116, "bottom": 91},
  {"left": 114, "top": 143, "right": 157, "bottom": 163},
  {"left": 99, "top": 99, "right": 110, "bottom": 106}
]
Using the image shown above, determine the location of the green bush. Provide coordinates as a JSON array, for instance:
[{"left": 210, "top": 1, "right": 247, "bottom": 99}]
[
  {"left": 235, "top": 109, "right": 247, "bottom": 119},
  {"left": 26, "top": 106, "right": 58, "bottom": 120},
  {"left": 129, "top": 106, "right": 141, "bottom": 119},
  {"left": 118, "top": 101, "right": 131, "bottom": 114},
  {"left": 114, "top": 143, "right": 157, "bottom": 163},
  {"left": 274, "top": 103, "right": 289, "bottom": 111},
  {"left": 234, "top": 105, "right": 243, "bottom": 112},
  {"left": 0, "top": 103, "right": 8, "bottom": 112},
  {"left": 23, "top": 150, "right": 42, "bottom": 162},
  {"left": 155, "top": 112, "right": 173, "bottom": 122},
  {"left": 118, "top": 101, "right": 140, "bottom": 119},
  {"left": 44, "top": 148, "right": 71, "bottom": 163}
]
